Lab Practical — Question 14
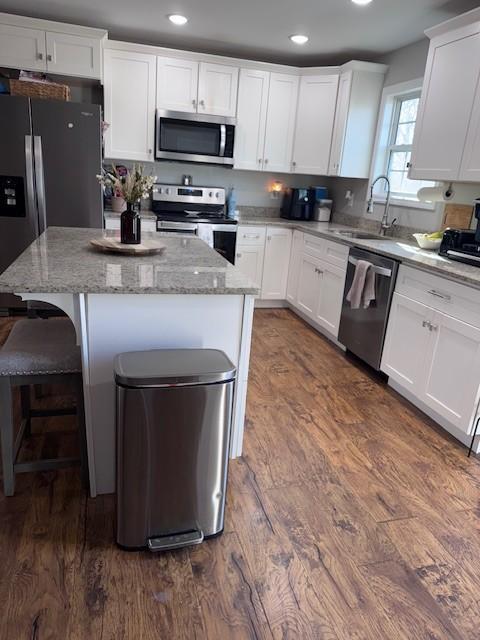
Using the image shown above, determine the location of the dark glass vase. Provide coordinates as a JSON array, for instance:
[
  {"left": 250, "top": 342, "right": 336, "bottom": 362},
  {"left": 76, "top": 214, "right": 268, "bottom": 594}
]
[{"left": 120, "top": 202, "right": 141, "bottom": 244}]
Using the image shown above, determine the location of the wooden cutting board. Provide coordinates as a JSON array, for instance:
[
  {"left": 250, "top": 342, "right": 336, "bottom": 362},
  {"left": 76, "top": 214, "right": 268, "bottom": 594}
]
[
  {"left": 90, "top": 237, "right": 166, "bottom": 255},
  {"left": 442, "top": 203, "right": 473, "bottom": 230}
]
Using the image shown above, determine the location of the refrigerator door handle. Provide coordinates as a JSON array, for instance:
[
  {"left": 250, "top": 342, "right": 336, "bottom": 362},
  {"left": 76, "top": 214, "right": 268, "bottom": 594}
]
[
  {"left": 33, "top": 135, "right": 47, "bottom": 234},
  {"left": 25, "top": 135, "right": 39, "bottom": 236}
]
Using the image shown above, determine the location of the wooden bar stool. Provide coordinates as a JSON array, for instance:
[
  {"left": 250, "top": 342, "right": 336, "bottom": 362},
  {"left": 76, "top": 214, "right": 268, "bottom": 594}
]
[{"left": 0, "top": 317, "right": 88, "bottom": 496}]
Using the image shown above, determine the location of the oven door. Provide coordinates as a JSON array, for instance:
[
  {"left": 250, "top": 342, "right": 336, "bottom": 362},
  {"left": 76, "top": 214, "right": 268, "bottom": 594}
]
[{"left": 156, "top": 110, "right": 235, "bottom": 165}]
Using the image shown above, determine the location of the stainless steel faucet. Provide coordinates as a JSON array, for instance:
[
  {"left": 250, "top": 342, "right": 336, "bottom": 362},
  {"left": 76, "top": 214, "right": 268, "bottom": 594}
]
[{"left": 367, "top": 174, "right": 397, "bottom": 236}]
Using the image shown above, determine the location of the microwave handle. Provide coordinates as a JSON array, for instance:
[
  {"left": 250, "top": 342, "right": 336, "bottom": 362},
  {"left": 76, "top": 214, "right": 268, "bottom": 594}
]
[{"left": 219, "top": 124, "right": 226, "bottom": 157}]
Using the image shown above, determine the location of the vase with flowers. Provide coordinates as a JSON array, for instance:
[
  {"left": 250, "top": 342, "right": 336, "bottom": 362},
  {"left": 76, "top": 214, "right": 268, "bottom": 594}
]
[{"left": 97, "top": 164, "right": 156, "bottom": 244}]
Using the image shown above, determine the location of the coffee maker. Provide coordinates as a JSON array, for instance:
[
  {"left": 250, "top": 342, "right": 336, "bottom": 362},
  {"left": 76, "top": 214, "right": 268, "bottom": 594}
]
[
  {"left": 280, "top": 188, "right": 315, "bottom": 220},
  {"left": 439, "top": 199, "right": 480, "bottom": 266}
]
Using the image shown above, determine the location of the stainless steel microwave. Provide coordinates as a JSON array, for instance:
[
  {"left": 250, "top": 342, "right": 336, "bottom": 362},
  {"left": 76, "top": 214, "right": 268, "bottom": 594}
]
[{"left": 155, "top": 110, "right": 236, "bottom": 166}]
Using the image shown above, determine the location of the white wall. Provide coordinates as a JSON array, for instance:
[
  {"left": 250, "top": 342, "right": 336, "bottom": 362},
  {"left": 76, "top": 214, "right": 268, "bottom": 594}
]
[{"left": 380, "top": 39, "right": 429, "bottom": 87}]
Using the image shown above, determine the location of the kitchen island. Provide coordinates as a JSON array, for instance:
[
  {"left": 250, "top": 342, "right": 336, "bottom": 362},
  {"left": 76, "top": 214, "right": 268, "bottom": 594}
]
[{"left": 0, "top": 227, "right": 259, "bottom": 495}]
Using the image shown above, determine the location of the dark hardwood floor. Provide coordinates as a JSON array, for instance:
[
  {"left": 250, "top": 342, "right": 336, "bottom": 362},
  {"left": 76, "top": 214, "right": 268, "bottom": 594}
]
[{"left": 1, "top": 309, "right": 480, "bottom": 639}]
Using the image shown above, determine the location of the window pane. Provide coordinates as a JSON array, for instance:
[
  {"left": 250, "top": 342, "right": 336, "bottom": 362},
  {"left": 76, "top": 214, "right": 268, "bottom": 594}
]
[
  {"left": 398, "top": 98, "right": 419, "bottom": 124},
  {"left": 395, "top": 122, "right": 416, "bottom": 145},
  {"left": 389, "top": 151, "right": 408, "bottom": 170}
]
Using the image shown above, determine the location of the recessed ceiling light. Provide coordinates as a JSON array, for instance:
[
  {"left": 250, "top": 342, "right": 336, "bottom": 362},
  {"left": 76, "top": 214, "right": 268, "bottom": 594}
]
[
  {"left": 351, "top": 0, "right": 373, "bottom": 5},
  {"left": 168, "top": 14, "right": 188, "bottom": 25},
  {"left": 289, "top": 34, "right": 309, "bottom": 45}
]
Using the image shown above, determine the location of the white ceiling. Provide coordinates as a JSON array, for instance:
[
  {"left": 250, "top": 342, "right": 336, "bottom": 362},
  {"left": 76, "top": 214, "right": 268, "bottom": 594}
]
[{"left": 0, "top": 0, "right": 478, "bottom": 65}]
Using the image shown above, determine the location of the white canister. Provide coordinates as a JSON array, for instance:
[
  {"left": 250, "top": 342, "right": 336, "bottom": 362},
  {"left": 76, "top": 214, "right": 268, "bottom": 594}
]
[{"left": 313, "top": 199, "right": 332, "bottom": 222}]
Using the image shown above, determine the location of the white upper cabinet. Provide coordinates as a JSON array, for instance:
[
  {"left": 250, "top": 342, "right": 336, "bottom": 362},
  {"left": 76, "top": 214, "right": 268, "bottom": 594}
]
[
  {"left": 410, "top": 23, "right": 480, "bottom": 181},
  {"left": 292, "top": 74, "right": 338, "bottom": 175},
  {"left": 261, "top": 227, "right": 292, "bottom": 300},
  {"left": 197, "top": 62, "right": 238, "bottom": 117},
  {"left": 328, "top": 65, "right": 386, "bottom": 178},
  {"left": 156, "top": 57, "right": 199, "bottom": 112},
  {"left": 234, "top": 69, "right": 270, "bottom": 171},
  {"left": 0, "top": 24, "right": 46, "bottom": 71},
  {"left": 263, "top": 73, "right": 299, "bottom": 173},
  {"left": 103, "top": 49, "right": 156, "bottom": 162},
  {"left": 0, "top": 14, "right": 105, "bottom": 79},
  {"left": 45, "top": 31, "right": 101, "bottom": 79}
]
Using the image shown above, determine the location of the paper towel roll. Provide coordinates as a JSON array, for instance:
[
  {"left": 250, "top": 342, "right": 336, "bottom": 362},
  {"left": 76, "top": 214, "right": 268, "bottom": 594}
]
[{"left": 417, "top": 185, "right": 455, "bottom": 203}]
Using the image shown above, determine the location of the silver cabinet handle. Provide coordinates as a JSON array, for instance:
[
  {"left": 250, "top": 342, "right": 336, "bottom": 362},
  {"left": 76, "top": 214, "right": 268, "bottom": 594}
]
[
  {"left": 47, "top": 54, "right": 53, "bottom": 62},
  {"left": 243, "top": 233, "right": 260, "bottom": 239},
  {"left": 236, "top": 253, "right": 242, "bottom": 258},
  {"left": 192, "top": 99, "right": 197, "bottom": 108},
  {"left": 314, "top": 267, "right": 323, "bottom": 274},
  {"left": 427, "top": 289, "right": 451, "bottom": 301},
  {"left": 199, "top": 99, "right": 205, "bottom": 108},
  {"left": 264, "top": 158, "right": 268, "bottom": 165},
  {"left": 258, "top": 158, "right": 262, "bottom": 165},
  {"left": 430, "top": 324, "right": 438, "bottom": 332},
  {"left": 422, "top": 320, "right": 430, "bottom": 329},
  {"left": 37, "top": 52, "right": 44, "bottom": 60},
  {"left": 292, "top": 161, "right": 297, "bottom": 169},
  {"left": 267, "top": 235, "right": 271, "bottom": 242},
  {"left": 148, "top": 148, "right": 152, "bottom": 155}
]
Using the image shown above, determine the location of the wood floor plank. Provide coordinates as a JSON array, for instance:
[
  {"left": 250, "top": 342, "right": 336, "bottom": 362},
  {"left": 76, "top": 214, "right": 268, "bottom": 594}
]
[
  {"left": 382, "top": 517, "right": 480, "bottom": 640},
  {"left": 228, "top": 483, "right": 339, "bottom": 640},
  {"left": 189, "top": 531, "right": 273, "bottom": 640}
]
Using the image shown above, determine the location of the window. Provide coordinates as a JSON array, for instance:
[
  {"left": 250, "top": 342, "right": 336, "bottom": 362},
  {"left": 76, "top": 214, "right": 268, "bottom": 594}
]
[
  {"left": 371, "top": 79, "right": 436, "bottom": 208},
  {"left": 385, "top": 92, "right": 434, "bottom": 199}
]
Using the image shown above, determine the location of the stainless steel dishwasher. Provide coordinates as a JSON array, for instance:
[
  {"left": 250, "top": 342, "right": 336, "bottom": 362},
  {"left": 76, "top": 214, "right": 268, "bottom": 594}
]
[{"left": 338, "top": 247, "right": 399, "bottom": 370}]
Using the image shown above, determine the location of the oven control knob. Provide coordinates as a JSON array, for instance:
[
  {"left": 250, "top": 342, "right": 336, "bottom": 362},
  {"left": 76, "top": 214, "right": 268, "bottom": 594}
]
[
  {"left": 215, "top": 192, "right": 220, "bottom": 198},
  {"left": 209, "top": 191, "right": 213, "bottom": 197},
  {"left": 158, "top": 187, "right": 163, "bottom": 195},
  {"left": 166, "top": 188, "right": 171, "bottom": 195}
]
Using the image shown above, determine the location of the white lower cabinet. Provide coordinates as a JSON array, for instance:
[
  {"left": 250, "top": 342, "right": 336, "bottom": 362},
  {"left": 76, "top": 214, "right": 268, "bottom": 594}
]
[
  {"left": 261, "top": 228, "right": 292, "bottom": 299},
  {"left": 235, "top": 244, "right": 265, "bottom": 290},
  {"left": 314, "top": 261, "right": 346, "bottom": 336},
  {"left": 286, "top": 230, "right": 303, "bottom": 304},
  {"left": 296, "top": 253, "right": 322, "bottom": 317},
  {"left": 382, "top": 291, "right": 480, "bottom": 434}
]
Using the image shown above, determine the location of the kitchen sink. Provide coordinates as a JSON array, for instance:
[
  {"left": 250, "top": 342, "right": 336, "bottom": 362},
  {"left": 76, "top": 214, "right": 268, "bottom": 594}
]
[{"left": 332, "top": 230, "right": 382, "bottom": 240}]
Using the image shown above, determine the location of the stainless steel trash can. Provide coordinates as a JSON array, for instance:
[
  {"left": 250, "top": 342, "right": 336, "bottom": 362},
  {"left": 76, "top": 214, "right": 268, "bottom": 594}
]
[{"left": 114, "top": 348, "right": 236, "bottom": 552}]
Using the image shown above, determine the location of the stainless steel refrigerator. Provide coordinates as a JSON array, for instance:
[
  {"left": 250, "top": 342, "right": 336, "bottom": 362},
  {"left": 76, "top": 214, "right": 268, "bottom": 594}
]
[{"left": 0, "top": 95, "right": 103, "bottom": 310}]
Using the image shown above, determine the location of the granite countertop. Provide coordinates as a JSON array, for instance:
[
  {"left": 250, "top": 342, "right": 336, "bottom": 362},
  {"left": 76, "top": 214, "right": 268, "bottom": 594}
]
[
  {"left": 0, "top": 227, "right": 259, "bottom": 295},
  {"left": 238, "top": 217, "right": 480, "bottom": 290}
]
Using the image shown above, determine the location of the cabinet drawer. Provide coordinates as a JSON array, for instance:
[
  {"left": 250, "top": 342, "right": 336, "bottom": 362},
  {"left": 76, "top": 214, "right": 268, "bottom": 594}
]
[
  {"left": 302, "top": 233, "right": 324, "bottom": 258},
  {"left": 396, "top": 264, "right": 480, "bottom": 327},
  {"left": 237, "top": 226, "right": 266, "bottom": 246},
  {"left": 322, "top": 239, "right": 348, "bottom": 269}
]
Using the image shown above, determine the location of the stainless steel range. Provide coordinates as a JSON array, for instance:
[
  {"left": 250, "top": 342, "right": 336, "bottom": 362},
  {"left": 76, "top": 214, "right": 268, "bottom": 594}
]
[{"left": 152, "top": 184, "right": 237, "bottom": 264}]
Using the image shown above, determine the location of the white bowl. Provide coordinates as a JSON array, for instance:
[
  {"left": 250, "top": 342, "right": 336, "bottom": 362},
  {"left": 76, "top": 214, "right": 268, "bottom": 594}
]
[{"left": 412, "top": 233, "right": 442, "bottom": 250}]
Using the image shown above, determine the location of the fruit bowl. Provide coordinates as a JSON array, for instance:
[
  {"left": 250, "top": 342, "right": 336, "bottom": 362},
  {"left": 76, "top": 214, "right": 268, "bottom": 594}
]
[{"left": 412, "top": 233, "right": 443, "bottom": 250}]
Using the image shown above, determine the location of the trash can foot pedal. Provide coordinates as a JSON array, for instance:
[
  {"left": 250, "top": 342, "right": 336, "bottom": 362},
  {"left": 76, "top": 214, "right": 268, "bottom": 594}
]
[{"left": 147, "top": 529, "right": 204, "bottom": 552}]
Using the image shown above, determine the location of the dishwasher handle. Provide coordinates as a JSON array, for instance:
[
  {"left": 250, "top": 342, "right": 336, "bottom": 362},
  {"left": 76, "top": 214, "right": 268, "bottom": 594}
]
[{"left": 348, "top": 256, "right": 392, "bottom": 278}]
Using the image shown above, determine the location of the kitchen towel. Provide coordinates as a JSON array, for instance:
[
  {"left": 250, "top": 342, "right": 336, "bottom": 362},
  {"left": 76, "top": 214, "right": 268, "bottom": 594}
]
[
  {"left": 197, "top": 224, "right": 214, "bottom": 248},
  {"left": 346, "top": 260, "right": 376, "bottom": 309}
]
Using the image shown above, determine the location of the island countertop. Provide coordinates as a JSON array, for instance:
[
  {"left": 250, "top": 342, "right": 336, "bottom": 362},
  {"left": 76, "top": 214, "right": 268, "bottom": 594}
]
[{"left": 0, "top": 227, "right": 259, "bottom": 295}]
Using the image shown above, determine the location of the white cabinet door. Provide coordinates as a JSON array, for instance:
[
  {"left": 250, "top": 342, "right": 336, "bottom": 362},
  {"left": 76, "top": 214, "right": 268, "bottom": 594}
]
[
  {"left": 410, "top": 25, "right": 480, "bottom": 181},
  {"left": 292, "top": 74, "right": 338, "bottom": 175},
  {"left": 423, "top": 311, "right": 480, "bottom": 432},
  {"left": 286, "top": 230, "right": 303, "bottom": 304},
  {"left": 261, "top": 228, "right": 292, "bottom": 300},
  {"left": 234, "top": 69, "right": 270, "bottom": 171},
  {"left": 296, "top": 253, "right": 322, "bottom": 319},
  {"left": 263, "top": 73, "right": 299, "bottom": 173},
  {"left": 381, "top": 293, "right": 433, "bottom": 391},
  {"left": 104, "top": 49, "right": 156, "bottom": 162},
  {"left": 235, "top": 245, "right": 265, "bottom": 289},
  {"left": 328, "top": 71, "right": 352, "bottom": 176},
  {"left": 197, "top": 62, "right": 238, "bottom": 117},
  {"left": 45, "top": 31, "right": 101, "bottom": 79},
  {"left": 156, "top": 57, "right": 198, "bottom": 113},
  {"left": 314, "top": 260, "right": 346, "bottom": 337},
  {"left": 0, "top": 24, "right": 46, "bottom": 71},
  {"left": 459, "top": 65, "right": 480, "bottom": 181}
]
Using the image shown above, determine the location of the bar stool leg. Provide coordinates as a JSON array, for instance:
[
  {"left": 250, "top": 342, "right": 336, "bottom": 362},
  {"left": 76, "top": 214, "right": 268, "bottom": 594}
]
[
  {"left": 0, "top": 377, "right": 15, "bottom": 496},
  {"left": 20, "top": 386, "right": 31, "bottom": 437},
  {"left": 75, "top": 375, "right": 89, "bottom": 491}
]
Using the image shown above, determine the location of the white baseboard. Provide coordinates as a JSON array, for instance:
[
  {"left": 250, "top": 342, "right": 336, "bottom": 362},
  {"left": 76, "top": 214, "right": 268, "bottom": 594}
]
[
  {"left": 254, "top": 299, "right": 289, "bottom": 309},
  {"left": 388, "top": 378, "right": 479, "bottom": 453}
]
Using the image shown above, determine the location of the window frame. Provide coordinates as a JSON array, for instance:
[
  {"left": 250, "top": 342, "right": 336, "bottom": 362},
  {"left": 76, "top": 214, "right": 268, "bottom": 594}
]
[{"left": 369, "top": 78, "right": 438, "bottom": 211}]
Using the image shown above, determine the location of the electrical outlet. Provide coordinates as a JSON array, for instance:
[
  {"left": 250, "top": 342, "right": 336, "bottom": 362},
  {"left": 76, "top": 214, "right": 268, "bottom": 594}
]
[{"left": 345, "top": 190, "right": 354, "bottom": 207}]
